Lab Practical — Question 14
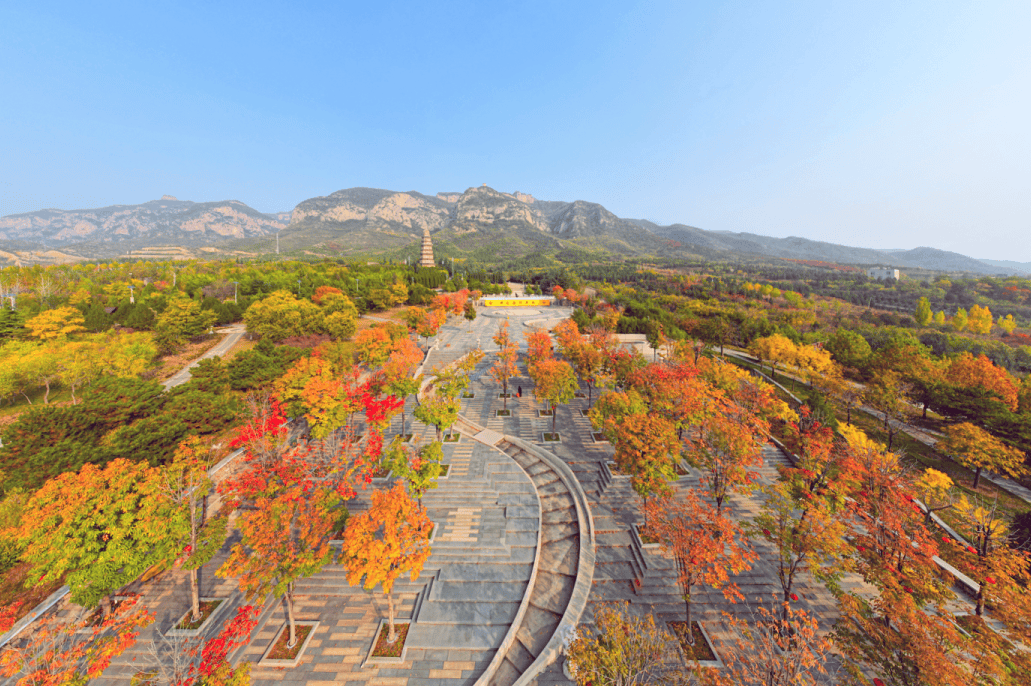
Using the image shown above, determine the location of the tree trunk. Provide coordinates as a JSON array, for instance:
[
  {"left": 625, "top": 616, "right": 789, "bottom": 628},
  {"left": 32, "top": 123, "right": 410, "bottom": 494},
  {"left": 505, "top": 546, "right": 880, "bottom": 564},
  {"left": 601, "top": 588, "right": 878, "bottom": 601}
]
[
  {"left": 189, "top": 568, "right": 201, "bottom": 624},
  {"left": 386, "top": 592, "right": 398, "bottom": 643},
  {"left": 43, "top": 381, "right": 51, "bottom": 405},
  {"left": 285, "top": 585, "right": 298, "bottom": 647},
  {"left": 436, "top": 425, "right": 442, "bottom": 442},
  {"left": 401, "top": 410, "right": 407, "bottom": 439},
  {"left": 846, "top": 405, "right": 852, "bottom": 426},
  {"left": 684, "top": 593, "right": 694, "bottom": 645},
  {"left": 503, "top": 379, "right": 508, "bottom": 410},
  {"left": 976, "top": 587, "right": 986, "bottom": 616},
  {"left": 552, "top": 404, "right": 557, "bottom": 436},
  {"left": 973, "top": 466, "right": 982, "bottom": 490},
  {"left": 588, "top": 383, "right": 592, "bottom": 409}
]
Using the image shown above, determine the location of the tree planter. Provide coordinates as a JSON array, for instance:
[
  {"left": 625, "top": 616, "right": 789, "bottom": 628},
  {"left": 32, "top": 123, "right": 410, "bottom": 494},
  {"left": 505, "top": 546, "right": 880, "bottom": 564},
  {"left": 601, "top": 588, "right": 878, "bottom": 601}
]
[
  {"left": 443, "top": 432, "right": 462, "bottom": 443},
  {"left": 397, "top": 433, "right": 414, "bottom": 443},
  {"left": 667, "top": 621, "right": 721, "bottom": 667},
  {"left": 498, "top": 393, "right": 512, "bottom": 399},
  {"left": 370, "top": 468, "right": 393, "bottom": 481},
  {"left": 574, "top": 392, "right": 586, "bottom": 399},
  {"left": 362, "top": 619, "right": 411, "bottom": 667},
  {"left": 632, "top": 523, "right": 661, "bottom": 549},
  {"left": 579, "top": 409, "right": 591, "bottom": 417},
  {"left": 437, "top": 464, "right": 450, "bottom": 480},
  {"left": 495, "top": 409, "right": 511, "bottom": 417},
  {"left": 462, "top": 391, "right": 475, "bottom": 398},
  {"left": 428, "top": 522, "right": 439, "bottom": 542},
  {"left": 541, "top": 432, "right": 561, "bottom": 443},
  {"left": 259, "top": 620, "right": 319, "bottom": 668},
  {"left": 592, "top": 432, "right": 608, "bottom": 443},
  {"left": 537, "top": 410, "right": 554, "bottom": 418},
  {"left": 165, "top": 597, "right": 229, "bottom": 638}
]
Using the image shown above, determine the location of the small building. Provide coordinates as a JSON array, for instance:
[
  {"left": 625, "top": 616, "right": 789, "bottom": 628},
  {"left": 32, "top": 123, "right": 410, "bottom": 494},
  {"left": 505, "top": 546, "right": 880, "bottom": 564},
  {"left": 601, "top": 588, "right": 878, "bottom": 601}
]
[
  {"left": 481, "top": 296, "right": 555, "bottom": 307},
  {"left": 867, "top": 266, "right": 900, "bottom": 281}
]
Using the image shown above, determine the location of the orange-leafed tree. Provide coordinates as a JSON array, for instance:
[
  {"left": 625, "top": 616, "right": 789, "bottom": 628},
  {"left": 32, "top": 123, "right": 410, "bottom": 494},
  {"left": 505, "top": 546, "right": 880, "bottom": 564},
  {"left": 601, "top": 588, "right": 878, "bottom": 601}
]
[
  {"left": 275, "top": 356, "right": 370, "bottom": 438},
  {"left": 17, "top": 459, "right": 173, "bottom": 613},
  {"left": 566, "top": 340, "right": 605, "bottom": 408},
  {"left": 378, "top": 337, "right": 423, "bottom": 439},
  {"left": 354, "top": 326, "right": 394, "bottom": 368},
  {"left": 684, "top": 404, "right": 764, "bottom": 515},
  {"left": 218, "top": 458, "right": 344, "bottom": 650},
  {"left": 938, "top": 421, "right": 1026, "bottom": 489},
  {"left": 0, "top": 594, "right": 153, "bottom": 685},
  {"left": 552, "top": 318, "right": 581, "bottom": 355},
  {"left": 643, "top": 488, "right": 756, "bottom": 642},
  {"left": 311, "top": 285, "right": 343, "bottom": 306},
  {"left": 610, "top": 410, "right": 680, "bottom": 518},
  {"left": 490, "top": 320, "right": 519, "bottom": 409},
  {"left": 339, "top": 481, "right": 433, "bottom": 644},
  {"left": 945, "top": 352, "right": 1019, "bottom": 412},
  {"left": 529, "top": 356, "right": 579, "bottom": 436},
  {"left": 525, "top": 326, "right": 553, "bottom": 364},
  {"left": 697, "top": 602, "right": 834, "bottom": 686}
]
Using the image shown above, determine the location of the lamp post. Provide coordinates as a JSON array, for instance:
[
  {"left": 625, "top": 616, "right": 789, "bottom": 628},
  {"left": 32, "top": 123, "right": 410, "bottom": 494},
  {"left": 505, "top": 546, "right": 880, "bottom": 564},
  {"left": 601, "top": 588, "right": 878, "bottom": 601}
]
[{"left": 231, "top": 281, "right": 239, "bottom": 304}]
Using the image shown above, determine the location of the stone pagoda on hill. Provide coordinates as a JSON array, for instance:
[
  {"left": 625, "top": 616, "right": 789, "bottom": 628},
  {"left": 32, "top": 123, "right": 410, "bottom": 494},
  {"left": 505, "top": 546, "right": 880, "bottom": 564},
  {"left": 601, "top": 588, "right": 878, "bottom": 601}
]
[{"left": 419, "top": 227, "right": 435, "bottom": 268}]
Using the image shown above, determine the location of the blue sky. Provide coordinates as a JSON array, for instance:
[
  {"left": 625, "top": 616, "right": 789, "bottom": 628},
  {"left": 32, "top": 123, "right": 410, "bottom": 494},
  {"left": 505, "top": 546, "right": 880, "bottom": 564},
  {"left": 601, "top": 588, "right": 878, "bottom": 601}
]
[{"left": 2, "top": 1, "right": 1029, "bottom": 260}]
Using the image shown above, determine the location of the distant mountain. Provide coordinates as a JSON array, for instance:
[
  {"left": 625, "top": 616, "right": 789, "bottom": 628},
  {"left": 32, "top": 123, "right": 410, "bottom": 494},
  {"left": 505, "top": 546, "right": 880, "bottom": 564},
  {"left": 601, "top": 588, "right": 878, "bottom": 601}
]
[
  {"left": 977, "top": 259, "right": 1031, "bottom": 275},
  {"left": 0, "top": 196, "right": 286, "bottom": 251},
  {"left": 2, "top": 186, "right": 1022, "bottom": 276}
]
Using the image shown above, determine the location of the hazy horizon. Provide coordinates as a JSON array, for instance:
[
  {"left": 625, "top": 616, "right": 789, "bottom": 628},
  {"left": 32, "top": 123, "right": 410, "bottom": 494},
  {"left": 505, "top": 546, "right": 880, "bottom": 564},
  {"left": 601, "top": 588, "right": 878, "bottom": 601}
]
[{"left": 2, "top": 1, "right": 1028, "bottom": 260}]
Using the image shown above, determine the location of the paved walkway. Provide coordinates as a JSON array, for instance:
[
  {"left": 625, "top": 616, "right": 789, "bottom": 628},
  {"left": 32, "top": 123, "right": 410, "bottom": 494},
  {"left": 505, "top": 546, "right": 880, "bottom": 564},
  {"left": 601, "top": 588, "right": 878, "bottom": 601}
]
[{"left": 162, "top": 325, "right": 247, "bottom": 389}]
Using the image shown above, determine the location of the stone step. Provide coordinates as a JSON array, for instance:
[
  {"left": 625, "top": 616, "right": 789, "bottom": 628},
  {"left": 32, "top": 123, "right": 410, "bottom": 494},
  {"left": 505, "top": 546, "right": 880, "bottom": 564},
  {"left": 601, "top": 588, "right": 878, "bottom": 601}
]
[{"left": 514, "top": 605, "right": 563, "bottom": 656}]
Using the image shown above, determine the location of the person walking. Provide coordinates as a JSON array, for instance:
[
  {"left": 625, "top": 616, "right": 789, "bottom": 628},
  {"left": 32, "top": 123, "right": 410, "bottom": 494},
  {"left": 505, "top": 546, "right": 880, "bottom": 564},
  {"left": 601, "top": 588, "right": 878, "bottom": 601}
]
[{"left": 517, "top": 385, "right": 522, "bottom": 398}]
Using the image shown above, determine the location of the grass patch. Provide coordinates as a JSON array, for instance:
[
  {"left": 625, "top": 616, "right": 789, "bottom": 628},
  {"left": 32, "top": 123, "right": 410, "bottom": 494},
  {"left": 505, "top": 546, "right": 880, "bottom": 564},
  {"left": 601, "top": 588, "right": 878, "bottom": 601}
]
[
  {"left": 668, "top": 621, "right": 717, "bottom": 661},
  {"left": 461, "top": 391, "right": 475, "bottom": 398},
  {"left": 495, "top": 409, "right": 511, "bottom": 417},
  {"left": 542, "top": 432, "right": 560, "bottom": 442},
  {"left": 439, "top": 464, "right": 450, "bottom": 477},
  {"left": 267, "top": 624, "right": 313, "bottom": 660},
  {"left": 371, "top": 622, "right": 409, "bottom": 658},
  {"left": 538, "top": 409, "right": 554, "bottom": 416},
  {"left": 592, "top": 432, "right": 608, "bottom": 443},
  {"left": 174, "top": 599, "right": 224, "bottom": 631},
  {"left": 443, "top": 433, "right": 461, "bottom": 443}
]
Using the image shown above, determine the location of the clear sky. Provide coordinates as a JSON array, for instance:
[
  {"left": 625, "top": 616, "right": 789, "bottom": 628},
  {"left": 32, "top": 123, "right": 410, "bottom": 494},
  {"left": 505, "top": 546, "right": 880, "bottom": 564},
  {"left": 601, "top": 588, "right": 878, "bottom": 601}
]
[{"left": 2, "top": 1, "right": 1029, "bottom": 260}]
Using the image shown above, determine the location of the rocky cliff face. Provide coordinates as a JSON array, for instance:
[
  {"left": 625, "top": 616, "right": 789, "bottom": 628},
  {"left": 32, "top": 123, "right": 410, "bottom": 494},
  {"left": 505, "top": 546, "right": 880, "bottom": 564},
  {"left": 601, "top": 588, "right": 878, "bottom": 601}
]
[{"left": 0, "top": 197, "right": 285, "bottom": 247}]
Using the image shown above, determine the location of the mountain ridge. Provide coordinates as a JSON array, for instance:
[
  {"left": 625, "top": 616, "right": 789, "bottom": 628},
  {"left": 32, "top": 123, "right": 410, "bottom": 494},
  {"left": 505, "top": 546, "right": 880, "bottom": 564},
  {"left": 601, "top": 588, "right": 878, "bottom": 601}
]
[{"left": 0, "top": 187, "right": 1022, "bottom": 275}]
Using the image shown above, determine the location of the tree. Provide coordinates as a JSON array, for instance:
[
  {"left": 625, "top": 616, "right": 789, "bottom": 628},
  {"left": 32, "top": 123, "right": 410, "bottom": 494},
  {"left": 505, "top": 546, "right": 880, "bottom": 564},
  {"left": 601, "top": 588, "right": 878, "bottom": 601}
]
[
  {"left": 145, "top": 438, "right": 230, "bottom": 625},
  {"left": 0, "top": 594, "right": 154, "bottom": 685},
  {"left": 155, "top": 295, "right": 217, "bottom": 352},
  {"left": 934, "top": 310, "right": 946, "bottom": 326},
  {"left": 463, "top": 300, "right": 476, "bottom": 321},
  {"left": 243, "top": 290, "right": 326, "bottom": 342},
  {"left": 339, "top": 481, "right": 432, "bottom": 643},
  {"left": 529, "top": 357, "right": 578, "bottom": 436},
  {"left": 914, "top": 297, "right": 933, "bottom": 326},
  {"left": 698, "top": 602, "right": 834, "bottom": 686},
  {"left": 825, "top": 328, "right": 872, "bottom": 373},
  {"left": 685, "top": 406, "right": 764, "bottom": 514},
  {"left": 565, "top": 601, "right": 675, "bottom": 686},
  {"left": 525, "top": 326, "right": 553, "bottom": 364},
  {"left": 950, "top": 307, "right": 968, "bottom": 332},
  {"left": 17, "top": 458, "right": 175, "bottom": 611},
  {"left": 863, "top": 370, "right": 914, "bottom": 451},
  {"left": 24, "top": 306, "right": 86, "bottom": 341},
  {"left": 967, "top": 304, "right": 994, "bottom": 335},
  {"left": 643, "top": 489, "right": 755, "bottom": 639},
  {"left": 567, "top": 340, "right": 605, "bottom": 408},
  {"left": 354, "top": 327, "right": 394, "bottom": 368},
  {"left": 944, "top": 352, "right": 1019, "bottom": 412},
  {"left": 378, "top": 337, "right": 423, "bottom": 439},
  {"left": 753, "top": 477, "right": 849, "bottom": 625},
  {"left": 938, "top": 422, "right": 1026, "bottom": 489},
  {"left": 490, "top": 321, "right": 519, "bottom": 410},
  {"left": 749, "top": 334, "right": 796, "bottom": 380},
  {"left": 998, "top": 314, "right": 1017, "bottom": 335},
  {"left": 384, "top": 438, "right": 445, "bottom": 500},
  {"left": 913, "top": 468, "right": 956, "bottom": 525},
  {"left": 275, "top": 356, "right": 371, "bottom": 439},
  {"left": 218, "top": 436, "right": 357, "bottom": 649}
]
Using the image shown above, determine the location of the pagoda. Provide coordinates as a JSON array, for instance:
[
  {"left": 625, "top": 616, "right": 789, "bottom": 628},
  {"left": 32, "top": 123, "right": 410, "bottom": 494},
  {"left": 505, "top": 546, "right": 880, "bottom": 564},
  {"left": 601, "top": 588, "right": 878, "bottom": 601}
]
[{"left": 419, "top": 228, "right": 435, "bottom": 268}]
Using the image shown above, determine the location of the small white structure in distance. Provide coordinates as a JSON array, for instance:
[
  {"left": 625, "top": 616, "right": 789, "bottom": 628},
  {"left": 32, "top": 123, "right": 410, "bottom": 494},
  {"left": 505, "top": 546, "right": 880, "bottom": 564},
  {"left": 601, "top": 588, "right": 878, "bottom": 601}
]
[{"left": 867, "top": 266, "right": 900, "bottom": 280}]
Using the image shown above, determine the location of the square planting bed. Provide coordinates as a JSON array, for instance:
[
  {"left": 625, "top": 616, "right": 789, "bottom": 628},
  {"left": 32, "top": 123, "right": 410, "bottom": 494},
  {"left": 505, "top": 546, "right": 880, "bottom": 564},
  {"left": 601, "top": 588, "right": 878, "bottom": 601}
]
[
  {"left": 592, "top": 432, "right": 609, "bottom": 443},
  {"left": 165, "top": 597, "right": 230, "bottom": 638},
  {"left": 632, "top": 523, "right": 661, "bottom": 549},
  {"left": 579, "top": 409, "right": 591, "bottom": 418},
  {"left": 574, "top": 392, "right": 586, "bottom": 398},
  {"left": 462, "top": 391, "right": 475, "bottom": 398},
  {"left": 437, "top": 464, "right": 450, "bottom": 480},
  {"left": 668, "top": 621, "right": 721, "bottom": 667},
  {"left": 397, "top": 433, "right": 414, "bottom": 443},
  {"left": 541, "top": 432, "right": 561, "bottom": 443},
  {"left": 498, "top": 392, "right": 512, "bottom": 399},
  {"left": 259, "top": 620, "right": 320, "bottom": 668},
  {"left": 370, "top": 467, "right": 393, "bottom": 481},
  {"left": 362, "top": 619, "right": 411, "bottom": 667},
  {"left": 537, "top": 409, "right": 554, "bottom": 418},
  {"left": 606, "top": 461, "right": 628, "bottom": 478},
  {"left": 443, "top": 432, "right": 462, "bottom": 443},
  {"left": 495, "top": 409, "right": 512, "bottom": 417}
]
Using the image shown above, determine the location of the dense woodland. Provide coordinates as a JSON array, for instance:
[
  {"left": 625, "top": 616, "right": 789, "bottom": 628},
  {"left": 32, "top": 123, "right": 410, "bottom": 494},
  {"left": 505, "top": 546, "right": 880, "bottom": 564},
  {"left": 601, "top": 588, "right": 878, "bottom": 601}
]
[{"left": 1, "top": 255, "right": 1030, "bottom": 684}]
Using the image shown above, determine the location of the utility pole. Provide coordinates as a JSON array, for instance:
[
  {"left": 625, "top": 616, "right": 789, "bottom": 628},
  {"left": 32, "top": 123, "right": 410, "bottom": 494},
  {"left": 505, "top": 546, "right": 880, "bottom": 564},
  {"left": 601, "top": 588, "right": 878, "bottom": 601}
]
[{"left": 276, "top": 231, "right": 281, "bottom": 254}]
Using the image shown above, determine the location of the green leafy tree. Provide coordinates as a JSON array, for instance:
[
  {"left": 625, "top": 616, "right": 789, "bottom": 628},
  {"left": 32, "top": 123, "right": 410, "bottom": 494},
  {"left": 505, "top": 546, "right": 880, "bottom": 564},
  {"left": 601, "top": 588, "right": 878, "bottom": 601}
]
[
  {"left": 914, "top": 297, "right": 932, "bottom": 326},
  {"left": 154, "top": 295, "right": 217, "bottom": 353}
]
